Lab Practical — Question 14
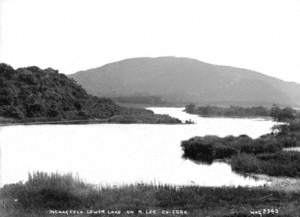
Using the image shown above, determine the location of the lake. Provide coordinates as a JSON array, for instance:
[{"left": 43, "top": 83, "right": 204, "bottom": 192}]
[{"left": 0, "top": 107, "right": 276, "bottom": 187}]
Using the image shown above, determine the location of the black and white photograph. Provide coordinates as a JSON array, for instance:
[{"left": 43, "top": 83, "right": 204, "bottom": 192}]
[{"left": 1, "top": 0, "right": 300, "bottom": 216}]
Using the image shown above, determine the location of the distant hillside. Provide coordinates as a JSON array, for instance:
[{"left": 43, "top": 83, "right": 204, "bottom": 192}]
[
  {"left": 70, "top": 57, "right": 300, "bottom": 107},
  {"left": 0, "top": 63, "right": 181, "bottom": 124}
]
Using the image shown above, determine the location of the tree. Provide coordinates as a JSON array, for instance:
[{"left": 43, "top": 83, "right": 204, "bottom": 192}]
[
  {"left": 270, "top": 105, "right": 281, "bottom": 121},
  {"left": 185, "top": 103, "right": 196, "bottom": 113}
]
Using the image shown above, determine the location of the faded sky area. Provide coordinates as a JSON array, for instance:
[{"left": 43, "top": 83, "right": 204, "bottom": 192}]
[{"left": 0, "top": 0, "right": 300, "bottom": 83}]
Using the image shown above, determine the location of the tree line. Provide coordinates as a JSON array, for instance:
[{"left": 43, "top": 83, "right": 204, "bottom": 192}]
[{"left": 185, "top": 103, "right": 297, "bottom": 121}]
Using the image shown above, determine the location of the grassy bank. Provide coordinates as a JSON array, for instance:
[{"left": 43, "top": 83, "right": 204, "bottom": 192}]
[
  {"left": 107, "top": 114, "right": 182, "bottom": 124},
  {"left": 0, "top": 172, "right": 299, "bottom": 217},
  {"left": 0, "top": 113, "right": 182, "bottom": 126},
  {"left": 232, "top": 151, "right": 300, "bottom": 177}
]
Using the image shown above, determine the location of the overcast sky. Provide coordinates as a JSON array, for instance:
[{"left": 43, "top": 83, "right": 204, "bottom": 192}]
[{"left": 1, "top": 0, "right": 300, "bottom": 82}]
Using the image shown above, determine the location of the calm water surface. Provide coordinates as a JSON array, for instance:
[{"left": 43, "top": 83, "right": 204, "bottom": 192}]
[{"left": 0, "top": 107, "right": 276, "bottom": 187}]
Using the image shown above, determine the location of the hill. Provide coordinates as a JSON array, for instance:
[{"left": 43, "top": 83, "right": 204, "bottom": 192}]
[
  {"left": 70, "top": 57, "right": 300, "bottom": 107},
  {"left": 0, "top": 63, "right": 180, "bottom": 124}
]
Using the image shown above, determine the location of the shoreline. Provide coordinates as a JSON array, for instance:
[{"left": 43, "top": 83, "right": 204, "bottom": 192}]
[
  {"left": 0, "top": 119, "right": 187, "bottom": 127},
  {"left": 251, "top": 174, "right": 300, "bottom": 192},
  {"left": 184, "top": 111, "right": 274, "bottom": 121},
  {"left": 0, "top": 106, "right": 278, "bottom": 126}
]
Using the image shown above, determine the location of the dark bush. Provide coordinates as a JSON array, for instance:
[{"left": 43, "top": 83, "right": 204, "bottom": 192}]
[
  {"left": 26, "top": 103, "right": 45, "bottom": 117},
  {"left": 181, "top": 134, "right": 283, "bottom": 164},
  {"left": 239, "top": 135, "right": 282, "bottom": 154},
  {"left": 181, "top": 136, "right": 237, "bottom": 164},
  {"left": 213, "top": 143, "right": 237, "bottom": 159},
  {"left": 231, "top": 151, "right": 300, "bottom": 177},
  {"left": 231, "top": 154, "right": 261, "bottom": 174}
]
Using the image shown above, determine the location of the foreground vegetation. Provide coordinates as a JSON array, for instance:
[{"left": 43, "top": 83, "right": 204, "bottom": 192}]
[
  {"left": 0, "top": 63, "right": 181, "bottom": 124},
  {"left": 0, "top": 172, "right": 299, "bottom": 217},
  {"left": 182, "top": 107, "right": 300, "bottom": 178}
]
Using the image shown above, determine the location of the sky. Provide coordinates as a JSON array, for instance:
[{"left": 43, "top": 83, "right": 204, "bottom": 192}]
[{"left": 0, "top": 0, "right": 300, "bottom": 82}]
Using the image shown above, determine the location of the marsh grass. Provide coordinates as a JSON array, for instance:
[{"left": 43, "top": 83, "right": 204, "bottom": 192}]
[
  {"left": 232, "top": 151, "right": 300, "bottom": 178},
  {"left": 1, "top": 172, "right": 300, "bottom": 217},
  {"left": 181, "top": 135, "right": 283, "bottom": 164}
]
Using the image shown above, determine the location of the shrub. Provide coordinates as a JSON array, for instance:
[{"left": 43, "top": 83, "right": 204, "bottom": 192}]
[
  {"left": 181, "top": 136, "right": 237, "bottom": 164},
  {"left": 231, "top": 154, "right": 261, "bottom": 174},
  {"left": 239, "top": 135, "right": 282, "bottom": 154},
  {"left": 257, "top": 151, "right": 300, "bottom": 177},
  {"left": 231, "top": 151, "right": 300, "bottom": 177}
]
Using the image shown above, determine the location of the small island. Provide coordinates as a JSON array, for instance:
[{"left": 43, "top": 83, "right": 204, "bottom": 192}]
[{"left": 185, "top": 103, "right": 297, "bottom": 121}]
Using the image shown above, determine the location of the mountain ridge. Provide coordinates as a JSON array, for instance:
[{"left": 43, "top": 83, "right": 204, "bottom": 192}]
[{"left": 70, "top": 57, "right": 300, "bottom": 107}]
